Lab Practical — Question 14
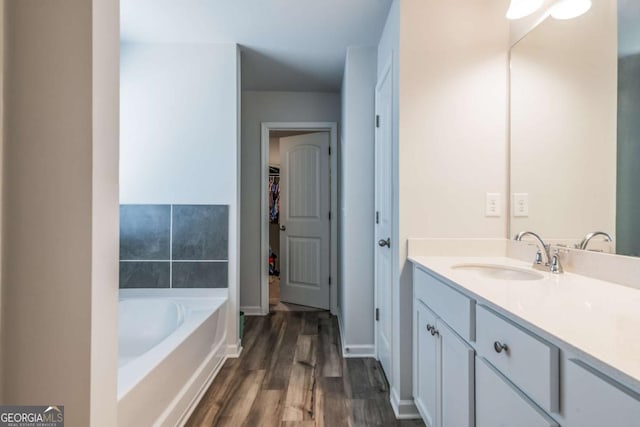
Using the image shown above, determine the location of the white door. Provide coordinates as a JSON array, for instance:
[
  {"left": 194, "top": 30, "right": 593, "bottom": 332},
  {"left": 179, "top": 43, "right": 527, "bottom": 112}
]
[
  {"left": 375, "top": 61, "right": 393, "bottom": 379},
  {"left": 279, "top": 132, "right": 331, "bottom": 310}
]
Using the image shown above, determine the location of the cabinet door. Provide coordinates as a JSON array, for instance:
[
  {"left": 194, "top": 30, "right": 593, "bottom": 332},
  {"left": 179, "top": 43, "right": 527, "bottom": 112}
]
[
  {"left": 476, "top": 357, "right": 558, "bottom": 427},
  {"left": 414, "top": 300, "right": 439, "bottom": 427},
  {"left": 438, "top": 320, "right": 474, "bottom": 427},
  {"left": 564, "top": 359, "right": 640, "bottom": 427}
]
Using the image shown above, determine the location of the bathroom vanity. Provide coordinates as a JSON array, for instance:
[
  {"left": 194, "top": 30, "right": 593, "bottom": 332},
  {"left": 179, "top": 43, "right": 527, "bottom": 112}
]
[{"left": 410, "top": 255, "right": 640, "bottom": 427}]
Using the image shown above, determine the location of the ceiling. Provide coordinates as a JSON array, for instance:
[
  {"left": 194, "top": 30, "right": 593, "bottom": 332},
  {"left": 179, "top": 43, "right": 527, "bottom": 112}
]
[
  {"left": 619, "top": 0, "right": 640, "bottom": 57},
  {"left": 121, "top": 0, "right": 393, "bottom": 92}
]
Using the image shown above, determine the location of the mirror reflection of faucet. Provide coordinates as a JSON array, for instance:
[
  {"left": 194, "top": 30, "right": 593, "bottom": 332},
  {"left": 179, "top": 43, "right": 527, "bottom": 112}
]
[
  {"left": 514, "top": 231, "right": 564, "bottom": 274},
  {"left": 577, "top": 231, "right": 613, "bottom": 251}
]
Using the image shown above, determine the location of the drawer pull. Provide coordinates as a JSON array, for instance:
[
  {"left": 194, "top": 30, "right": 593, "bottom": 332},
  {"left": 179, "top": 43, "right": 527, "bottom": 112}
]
[
  {"left": 427, "top": 324, "right": 433, "bottom": 332},
  {"left": 494, "top": 341, "right": 509, "bottom": 353},
  {"left": 431, "top": 328, "right": 440, "bottom": 337}
]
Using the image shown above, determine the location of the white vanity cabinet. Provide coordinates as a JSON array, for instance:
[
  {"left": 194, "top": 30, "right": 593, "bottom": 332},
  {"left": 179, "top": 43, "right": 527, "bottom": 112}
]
[
  {"left": 411, "top": 258, "right": 640, "bottom": 427},
  {"left": 413, "top": 266, "right": 475, "bottom": 427}
]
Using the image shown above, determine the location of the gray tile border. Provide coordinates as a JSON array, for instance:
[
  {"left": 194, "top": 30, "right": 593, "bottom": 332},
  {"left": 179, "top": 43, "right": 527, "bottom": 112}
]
[
  {"left": 172, "top": 261, "right": 228, "bottom": 288},
  {"left": 119, "top": 261, "right": 171, "bottom": 289}
]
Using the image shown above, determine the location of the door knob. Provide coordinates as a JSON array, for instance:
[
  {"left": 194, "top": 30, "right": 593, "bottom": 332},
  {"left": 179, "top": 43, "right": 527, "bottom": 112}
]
[
  {"left": 279, "top": 225, "right": 286, "bottom": 231},
  {"left": 378, "top": 238, "right": 391, "bottom": 248}
]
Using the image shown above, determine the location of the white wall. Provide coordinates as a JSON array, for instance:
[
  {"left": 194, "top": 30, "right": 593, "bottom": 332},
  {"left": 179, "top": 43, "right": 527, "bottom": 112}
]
[
  {"left": 2, "top": 0, "right": 119, "bottom": 424},
  {"left": 377, "top": 0, "right": 510, "bottom": 415},
  {"left": 120, "top": 43, "right": 239, "bottom": 205},
  {"left": 510, "top": 1, "right": 617, "bottom": 241},
  {"left": 240, "top": 91, "right": 340, "bottom": 311},
  {"left": 339, "top": 46, "right": 377, "bottom": 356},
  {"left": 120, "top": 42, "right": 241, "bottom": 350}
]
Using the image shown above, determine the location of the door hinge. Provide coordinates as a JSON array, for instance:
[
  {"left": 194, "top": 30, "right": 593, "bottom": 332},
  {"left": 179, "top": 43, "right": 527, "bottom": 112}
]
[
  {"left": 329, "top": 212, "right": 331, "bottom": 220},
  {"left": 375, "top": 308, "right": 380, "bottom": 321},
  {"left": 329, "top": 276, "right": 332, "bottom": 286},
  {"left": 376, "top": 115, "right": 380, "bottom": 128},
  {"left": 328, "top": 146, "right": 331, "bottom": 155},
  {"left": 375, "top": 211, "right": 380, "bottom": 224}
]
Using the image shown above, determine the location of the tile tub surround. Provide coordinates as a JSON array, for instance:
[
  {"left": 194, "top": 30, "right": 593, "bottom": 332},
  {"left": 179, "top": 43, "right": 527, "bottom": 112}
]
[
  {"left": 119, "top": 205, "right": 229, "bottom": 288},
  {"left": 120, "top": 205, "right": 171, "bottom": 260},
  {"left": 172, "top": 205, "right": 228, "bottom": 260}
]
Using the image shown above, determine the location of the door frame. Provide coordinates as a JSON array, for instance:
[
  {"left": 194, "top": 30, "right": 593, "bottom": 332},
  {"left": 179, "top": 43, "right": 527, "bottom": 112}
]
[{"left": 260, "top": 122, "right": 338, "bottom": 315}]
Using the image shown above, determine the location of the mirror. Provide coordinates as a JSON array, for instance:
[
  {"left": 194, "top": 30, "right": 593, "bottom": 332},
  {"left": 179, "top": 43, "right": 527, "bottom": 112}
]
[{"left": 509, "top": 0, "right": 640, "bottom": 256}]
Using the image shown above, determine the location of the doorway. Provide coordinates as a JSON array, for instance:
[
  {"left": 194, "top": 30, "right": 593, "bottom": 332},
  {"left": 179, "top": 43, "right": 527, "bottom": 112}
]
[{"left": 260, "top": 122, "right": 338, "bottom": 315}]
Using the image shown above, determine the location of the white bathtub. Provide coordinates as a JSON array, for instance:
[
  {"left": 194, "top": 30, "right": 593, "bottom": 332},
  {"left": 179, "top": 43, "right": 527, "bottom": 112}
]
[{"left": 117, "top": 288, "right": 228, "bottom": 427}]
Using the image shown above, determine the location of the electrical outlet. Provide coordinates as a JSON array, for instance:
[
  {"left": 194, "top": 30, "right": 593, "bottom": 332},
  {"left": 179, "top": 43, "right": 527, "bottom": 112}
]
[
  {"left": 513, "top": 193, "right": 529, "bottom": 217},
  {"left": 485, "top": 193, "right": 501, "bottom": 217}
]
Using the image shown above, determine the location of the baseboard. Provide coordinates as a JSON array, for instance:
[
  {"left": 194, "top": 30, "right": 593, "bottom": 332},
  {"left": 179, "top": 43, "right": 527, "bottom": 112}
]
[
  {"left": 240, "top": 306, "right": 263, "bottom": 316},
  {"left": 227, "top": 339, "right": 243, "bottom": 358},
  {"left": 390, "top": 387, "right": 421, "bottom": 420},
  {"left": 336, "top": 311, "right": 376, "bottom": 358},
  {"left": 342, "top": 344, "right": 376, "bottom": 358},
  {"left": 337, "top": 310, "right": 347, "bottom": 355}
]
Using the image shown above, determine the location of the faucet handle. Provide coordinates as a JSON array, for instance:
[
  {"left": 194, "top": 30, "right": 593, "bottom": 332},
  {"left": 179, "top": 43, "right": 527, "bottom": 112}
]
[
  {"left": 534, "top": 250, "right": 543, "bottom": 265},
  {"left": 550, "top": 249, "right": 564, "bottom": 274}
]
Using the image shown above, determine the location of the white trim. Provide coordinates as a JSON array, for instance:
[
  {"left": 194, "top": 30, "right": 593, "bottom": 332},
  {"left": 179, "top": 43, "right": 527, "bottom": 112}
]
[
  {"left": 226, "top": 340, "right": 243, "bottom": 358},
  {"left": 260, "top": 122, "right": 339, "bottom": 316},
  {"left": 343, "top": 345, "right": 376, "bottom": 358},
  {"left": 337, "top": 309, "right": 346, "bottom": 353},
  {"left": 390, "top": 387, "right": 421, "bottom": 420},
  {"left": 337, "top": 310, "right": 376, "bottom": 358},
  {"left": 240, "top": 306, "right": 263, "bottom": 316}
]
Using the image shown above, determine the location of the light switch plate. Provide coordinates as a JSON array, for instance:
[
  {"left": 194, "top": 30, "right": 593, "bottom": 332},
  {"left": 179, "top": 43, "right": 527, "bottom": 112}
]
[
  {"left": 485, "top": 193, "right": 501, "bottom": 217},
  {"left": 513, "top": 193, "right": 529, "bottom": 217}
]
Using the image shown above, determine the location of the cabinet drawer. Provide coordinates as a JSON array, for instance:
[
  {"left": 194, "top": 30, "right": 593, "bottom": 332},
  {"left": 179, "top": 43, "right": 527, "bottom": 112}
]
[
  {"left": 414, "top": 265, "right": 475, "bottom": 341},
  {"left": 476, "top": 357, "right": 558, "bottom": 427},
  {"left": 476, "top": 305, "right": 559, "bottom": 413},
  {"left": 564, "top": 359, "right": 640, "bottom": 426}
]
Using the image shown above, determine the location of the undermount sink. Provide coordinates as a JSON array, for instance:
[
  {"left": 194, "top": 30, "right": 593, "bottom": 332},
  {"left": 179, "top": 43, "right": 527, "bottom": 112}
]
[{"left": 451, "top": 263, "right": 544, "bottom": 281}]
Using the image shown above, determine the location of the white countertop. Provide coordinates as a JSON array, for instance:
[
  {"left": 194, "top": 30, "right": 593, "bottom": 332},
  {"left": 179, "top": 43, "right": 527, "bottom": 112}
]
[{"left": 409, "top": 255, "right": 640, "bottom": 390}]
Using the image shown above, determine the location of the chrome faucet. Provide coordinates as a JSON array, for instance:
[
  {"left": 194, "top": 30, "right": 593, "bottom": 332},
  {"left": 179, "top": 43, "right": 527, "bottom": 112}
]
[
  {"left": 514, "top": 231, "right": 554, "bottom": 272},
  {"left": 578, "top": 231, "right": 613, "bottom": 251}
]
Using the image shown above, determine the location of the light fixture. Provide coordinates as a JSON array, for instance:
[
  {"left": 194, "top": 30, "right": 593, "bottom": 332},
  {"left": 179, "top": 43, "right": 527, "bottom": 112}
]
[
  {"left": 506, "top": 0, "right": 545, "bottom": 20},
  {"left": 549, "top": 0, "right": 592, "bottom": 20}
]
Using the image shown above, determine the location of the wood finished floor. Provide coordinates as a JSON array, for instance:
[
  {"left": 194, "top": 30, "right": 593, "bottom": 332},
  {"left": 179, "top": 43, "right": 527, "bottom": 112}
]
[{"left": 186, "top": 311, "right": 425, "bottom": 427}]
